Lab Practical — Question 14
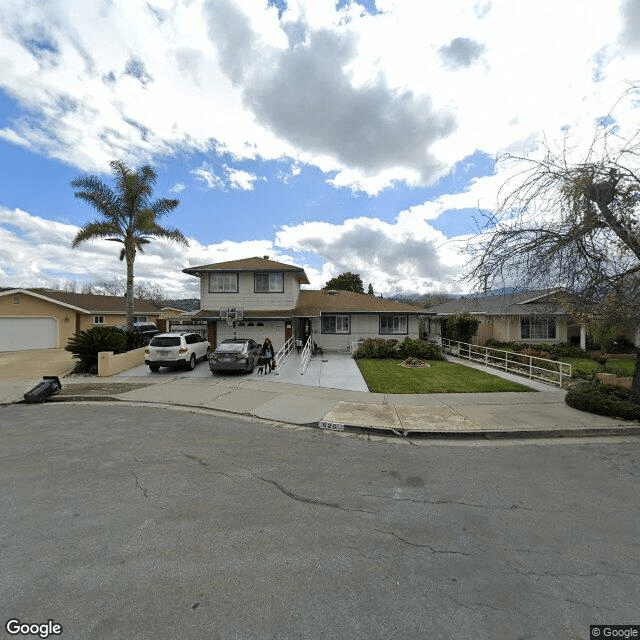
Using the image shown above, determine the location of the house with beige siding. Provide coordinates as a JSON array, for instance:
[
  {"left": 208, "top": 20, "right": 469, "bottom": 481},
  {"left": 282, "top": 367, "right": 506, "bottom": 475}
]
[
  {"left": 183, "top": 256, "right": 423, "bottom": 351},
  {"left": 0, "top": 289, "right": 161, "bottom": 351},
  {"left": 423, "top": 289, "right": 640, "bottom": 349}
]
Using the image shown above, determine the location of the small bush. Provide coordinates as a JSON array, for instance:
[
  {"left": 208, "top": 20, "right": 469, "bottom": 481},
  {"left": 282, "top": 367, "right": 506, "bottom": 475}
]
[
  {"left": 398, "top": 337, "right": 445, "bottom": 361},
  {"left": 66, "top": 326, "right": 129, "bottom": 373},
  {"left": 565, "top": 381, "right": 640, "bottom": 422},
  {"left": 607, "top": 336, "right": 637, "bottom": 353},
  {"left": 485, "top": 339, "right": 588, "bottom": 359},
  {"left": 355, "top": 337, "right": 444, "bottom": 361}
]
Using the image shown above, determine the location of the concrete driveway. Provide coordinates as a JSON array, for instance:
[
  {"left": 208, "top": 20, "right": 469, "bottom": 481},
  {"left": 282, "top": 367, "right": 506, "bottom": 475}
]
[{"left": 0, "top": 348, "right": 75, "bottom": 380}]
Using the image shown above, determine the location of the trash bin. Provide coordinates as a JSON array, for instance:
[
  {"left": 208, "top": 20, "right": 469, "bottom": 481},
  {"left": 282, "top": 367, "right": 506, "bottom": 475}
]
[{"left": 23, "top": 376, "right": 62, "bottom": 404}]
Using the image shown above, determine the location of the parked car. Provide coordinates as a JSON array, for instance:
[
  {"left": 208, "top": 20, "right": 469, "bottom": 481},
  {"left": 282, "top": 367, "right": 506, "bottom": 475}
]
[
  {"left": 209, "top": 338, "right": 261, "bottom": 374},
  {"left": 145, "top": 332, "right": 210, "bottom": 371}
]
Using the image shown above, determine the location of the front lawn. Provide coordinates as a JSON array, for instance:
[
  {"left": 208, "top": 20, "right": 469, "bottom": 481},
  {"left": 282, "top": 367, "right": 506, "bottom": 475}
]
[{"left": 356, "top": 359, "right": 535, "bottom": 394}]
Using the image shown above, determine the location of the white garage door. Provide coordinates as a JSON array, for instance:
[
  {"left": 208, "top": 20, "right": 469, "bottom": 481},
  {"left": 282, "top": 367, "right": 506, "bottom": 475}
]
[
  {"left": 0, "top": 317, "right": 58, "bottom": 351},
  {"left": 217, "top": 320, "right": 285, "bottom": 351}
]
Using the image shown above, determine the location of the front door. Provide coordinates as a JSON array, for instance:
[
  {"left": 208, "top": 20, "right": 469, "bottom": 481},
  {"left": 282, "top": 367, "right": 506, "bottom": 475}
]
[
  {"left": 207, "top": 322, "right": 216, "bottom": 347},
  {"left": 285, "top": 320, "right": 292, "bottom": 343}
]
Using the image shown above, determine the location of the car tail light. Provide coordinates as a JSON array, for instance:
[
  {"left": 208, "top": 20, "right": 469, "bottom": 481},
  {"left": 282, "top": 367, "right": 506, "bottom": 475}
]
[
  {"left": 144, "top": 348, "right": 149, "bottom": 355},
  {"left": 178, "top": 347, "right": 188, "bottom": 354}
]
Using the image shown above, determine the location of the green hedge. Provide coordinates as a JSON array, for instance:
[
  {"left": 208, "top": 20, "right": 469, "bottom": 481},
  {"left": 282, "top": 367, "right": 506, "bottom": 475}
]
[
  {"left": 565, "top": 382, "right": 640, "bottom": 422},
  {"left": 484, "top": 339, "right": 589, "bottom": 359},
  {"left": 355, "top": 337, "right": 445, "bottom": 361}
]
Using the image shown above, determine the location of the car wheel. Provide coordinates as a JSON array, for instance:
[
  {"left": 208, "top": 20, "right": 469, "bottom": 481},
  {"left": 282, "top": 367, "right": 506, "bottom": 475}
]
[
  {"left": 149, "top": 365, "right": 160, "bottom": 372},
  {"left": 203, "top": 347, "right": 211, "bottom": 362},
  {"left": 187, "top": 354, "right": 196, "bottom": 371}
]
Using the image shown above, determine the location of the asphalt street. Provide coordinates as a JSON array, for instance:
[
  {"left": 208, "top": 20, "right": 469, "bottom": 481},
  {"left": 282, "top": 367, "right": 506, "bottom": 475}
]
[{"left": 1, "top": 403, "right": 639, "bottom": 640}]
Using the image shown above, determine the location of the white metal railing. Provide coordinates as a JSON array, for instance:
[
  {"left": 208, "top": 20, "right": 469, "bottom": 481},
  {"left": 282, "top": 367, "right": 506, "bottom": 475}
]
[
  {"left": 273, "top": 337, "right": 294, "bottom": 375},
  {"left": 299, "top": 333, "right": 314, "bottom": 375},
  {"left": 441, "top": 338, "right": 572, "bottom": 388},
  {"left": 351, "top": 338, "right": 365, "bottom": 354}
]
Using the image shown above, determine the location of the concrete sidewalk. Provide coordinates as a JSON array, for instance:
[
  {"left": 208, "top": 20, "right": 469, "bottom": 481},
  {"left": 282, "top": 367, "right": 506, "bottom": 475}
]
[
  {"left": 1, "top": 349, "right": 638, "bottom": 438},
  {"left": 2, "top": 373, "right": 638, "bottom": 439}
]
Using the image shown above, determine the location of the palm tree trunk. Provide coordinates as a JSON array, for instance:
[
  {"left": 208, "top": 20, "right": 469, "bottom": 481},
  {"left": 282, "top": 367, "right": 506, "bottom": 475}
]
[{"left": 126, "top": 249, "right": 135, "bottom": 331}]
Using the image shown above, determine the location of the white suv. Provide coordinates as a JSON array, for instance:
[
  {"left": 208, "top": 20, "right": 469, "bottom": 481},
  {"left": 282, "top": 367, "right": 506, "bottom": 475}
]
[{"left": 144, "top": 332, "right": 210, "bottom": 372}]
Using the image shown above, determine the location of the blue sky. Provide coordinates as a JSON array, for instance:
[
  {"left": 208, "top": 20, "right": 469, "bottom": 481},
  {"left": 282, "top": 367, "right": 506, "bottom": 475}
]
[{"left": 1, "top": 0, "right": 639, "bottom": 297}]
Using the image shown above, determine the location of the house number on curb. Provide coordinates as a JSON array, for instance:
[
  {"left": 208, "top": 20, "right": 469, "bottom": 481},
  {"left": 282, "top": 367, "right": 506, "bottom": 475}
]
[{"left": 318, "top": 422, "right": 344, "bottom": 431}]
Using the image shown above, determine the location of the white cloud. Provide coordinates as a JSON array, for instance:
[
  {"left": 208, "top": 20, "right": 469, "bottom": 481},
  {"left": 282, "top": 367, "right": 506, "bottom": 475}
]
[
  {"left": 225, "top": 166, "right": 260, "bottom": 190},
  {"left": 169, "top": 181, "right": 185, "bottom": 193},
  {"left": 0, "top": 0, "right": 637, "bottom": 193},
  {"left": 275, "top": 210, "right": 469, "bottom": 295},
  {"left": 191, "top": 166, "right": 225, "bottom": 190}
]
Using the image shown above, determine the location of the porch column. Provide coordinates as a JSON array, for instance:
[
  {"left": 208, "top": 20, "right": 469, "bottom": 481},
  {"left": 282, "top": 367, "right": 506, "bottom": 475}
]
[{"left": 580, "top": 325, "right": 587, "bottom": 351}]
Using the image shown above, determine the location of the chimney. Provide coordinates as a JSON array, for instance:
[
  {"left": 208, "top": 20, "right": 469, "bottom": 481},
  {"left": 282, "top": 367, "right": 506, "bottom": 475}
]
[{"left": 263, "top": 255, "right": 269, "bottom": 260}]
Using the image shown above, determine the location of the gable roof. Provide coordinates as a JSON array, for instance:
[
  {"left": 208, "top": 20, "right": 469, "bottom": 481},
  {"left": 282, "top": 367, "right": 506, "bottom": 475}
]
[
  {"left": 294, "top": 290, "right": 423, "bottom": 316},
  {"left": 3, "top": 289, "right": 161, "bottom": 314},
  {"left": 425, "top": 289, "right": 572, "bottom": 316},
  {"left": 183, "top": 256, "right": 310, "bottom": 284}
]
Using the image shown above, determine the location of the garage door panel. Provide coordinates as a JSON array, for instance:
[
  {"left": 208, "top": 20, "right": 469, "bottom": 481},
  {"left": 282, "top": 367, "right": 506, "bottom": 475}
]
[
  {"left": 0, "top": 318, "right": 58, "bottom": 351},
  {"left": 216, "top": 321, "right": 285, "bottom": 350}
]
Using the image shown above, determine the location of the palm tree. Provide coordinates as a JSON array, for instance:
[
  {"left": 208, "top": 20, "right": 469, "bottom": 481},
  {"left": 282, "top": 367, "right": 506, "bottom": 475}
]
[{"left": 71, "top": 160, "right": 188, "bottom": 330}]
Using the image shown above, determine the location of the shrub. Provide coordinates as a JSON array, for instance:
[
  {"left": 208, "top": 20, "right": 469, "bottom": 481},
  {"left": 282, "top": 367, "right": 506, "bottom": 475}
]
[
  {"left": 607, "top": 336, "right": 637, "bottom": 353},
  {"left": 66, "top": 326, "right": 129, "bottom": 373},
  {"left": 565, "top": 381, "right": 640, "bottom": 422},
  {"left": 355, "top": 337, "right": 444, "bottom": 360},
  {"left": 446, "top": 312, "right": 480, "bottom": 343},
  {"left": 398, "top": 337, "right": 445, "bottom": 361},
  {"left": 485, "top": 339, "right": 588, "bottom": 359}
]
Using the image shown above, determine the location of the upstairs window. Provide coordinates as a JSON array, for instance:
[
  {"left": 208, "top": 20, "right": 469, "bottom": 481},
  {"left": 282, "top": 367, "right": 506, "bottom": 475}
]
[
  {"left": 322, "top": 315, "right": 350, "bottom": 334},
  {"left": 521, "top": 317, "right": 556, "bottom": 340},
  {"left": 255, "top": 272, "right": 284, "bottom": 293},
  {"left": 380, "top": 315, "right": 408, "bottom": 335},
  {"left": 209, "top": 273, "right": 238, "bottom": 293},
  {"left": 93, "top": 315, "right": 105, "bottom": 324}
]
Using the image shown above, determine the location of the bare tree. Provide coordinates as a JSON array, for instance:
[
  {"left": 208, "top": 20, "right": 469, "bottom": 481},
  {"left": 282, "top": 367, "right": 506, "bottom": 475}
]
[{"left": 467, "top": 101, "right": 640, "bottom": 402}]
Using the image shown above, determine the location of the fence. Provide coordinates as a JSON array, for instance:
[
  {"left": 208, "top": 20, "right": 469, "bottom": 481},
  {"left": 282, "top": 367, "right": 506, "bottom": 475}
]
[
  {"left": 299, "top": 333, "right": 314, "bottom": 375},
  {"left": 441, "top": 338, "right": 572, "bottom": 388},
  {"left": 273, "top": 337, "right": 294, "bottom": 375}
]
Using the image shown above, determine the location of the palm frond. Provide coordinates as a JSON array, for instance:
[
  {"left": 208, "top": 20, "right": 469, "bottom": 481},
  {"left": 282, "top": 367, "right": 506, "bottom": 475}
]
[{"left": 72, "top": 221, "right": 122, "bottom": 247}]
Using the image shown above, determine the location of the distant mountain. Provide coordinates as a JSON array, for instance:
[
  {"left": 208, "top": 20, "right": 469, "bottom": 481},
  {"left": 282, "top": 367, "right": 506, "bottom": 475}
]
[
  {"left": 385, "top": 292, "right": 460, "bottom": 308},
  {"left": 162, "top": 298, "right": 200, "bottom": 311}
]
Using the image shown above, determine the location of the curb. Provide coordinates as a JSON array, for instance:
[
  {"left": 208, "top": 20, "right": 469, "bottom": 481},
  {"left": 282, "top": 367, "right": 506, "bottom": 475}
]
[{"left": 26, "top": 394, "right": 640, "bottom": 440}]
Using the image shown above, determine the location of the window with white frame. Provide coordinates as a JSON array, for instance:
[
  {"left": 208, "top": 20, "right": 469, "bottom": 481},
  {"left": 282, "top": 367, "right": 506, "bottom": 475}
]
[
  {"left": 255, "top": 272, "right": 284, "bottom": 293},
  {"left": 209, "top": 273, "right": 238, "bottom": 293},
  {"left": 133, "top": 316, "right": 147, "bottom": 323},
  {"left": 520, "top": 316, "right": 556, "bottom": 340},
  {"left": 322, "top": 315, "right": 350, "bottom": 334},
  {"left": 93, "top": 315, "right": 105, "bottom": 324},
  {"left": 380, "top": 315, "right": 408, "bottom": 335}
]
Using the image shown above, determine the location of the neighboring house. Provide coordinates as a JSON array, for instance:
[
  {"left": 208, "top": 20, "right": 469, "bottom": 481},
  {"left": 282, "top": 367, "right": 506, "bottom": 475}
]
[
  {"left": 0, "top": 289, "right": 161, "bottom": 352},
  {"left": 423, "top": 289, "right": 640, "bottom": 349},
  {"left": 183, "top": 256, "right": 423, "bottom": 350}
]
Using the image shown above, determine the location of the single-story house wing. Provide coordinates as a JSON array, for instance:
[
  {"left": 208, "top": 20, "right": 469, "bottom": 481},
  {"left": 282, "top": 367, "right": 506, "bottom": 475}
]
[
  {"left": 0, "top": 289, "right": 161, "bottom": 352},
  {"left": 423, "top": 289, "right": 640, "bottom": 349}
]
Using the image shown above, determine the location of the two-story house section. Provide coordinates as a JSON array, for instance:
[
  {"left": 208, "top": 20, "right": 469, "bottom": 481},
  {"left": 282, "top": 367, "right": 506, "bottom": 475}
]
[
  {"left": 183, "top": 256, "right": 424, "bottom": 351},
  {"left": 183, "top": 256, "right": 309, "bottom": 348}
]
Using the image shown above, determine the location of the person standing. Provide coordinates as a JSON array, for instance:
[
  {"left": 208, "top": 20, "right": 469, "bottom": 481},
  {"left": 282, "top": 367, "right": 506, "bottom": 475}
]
[
  {"left": 295, "top": 336, "right": 303, "bottom": 354},
  {"left": 262, "top": 338, "right": 275, "bottom": 372}
]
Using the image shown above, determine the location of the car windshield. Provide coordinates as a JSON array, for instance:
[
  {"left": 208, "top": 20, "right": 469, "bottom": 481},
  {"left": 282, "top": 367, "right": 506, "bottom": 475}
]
[
  {"left": 216, "top": 343, "right": 246, "bottom": 353},
  {"left": 150, "top": 336, "right": 181, "bottom": 347}
]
